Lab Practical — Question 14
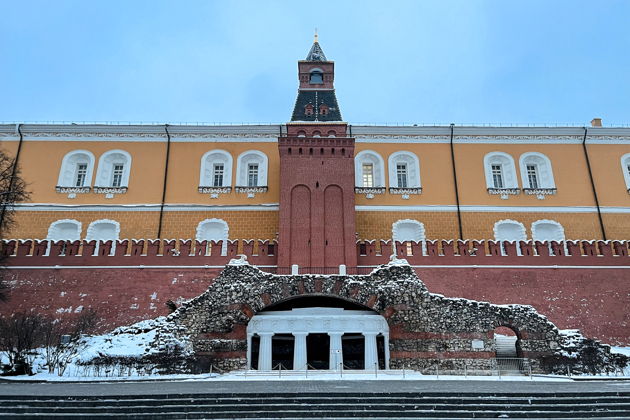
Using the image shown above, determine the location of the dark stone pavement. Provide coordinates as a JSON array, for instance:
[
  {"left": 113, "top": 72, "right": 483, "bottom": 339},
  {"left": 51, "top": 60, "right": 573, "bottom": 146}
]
[{"left": 1, "top": 379, "right": 629, "bottom": 397}]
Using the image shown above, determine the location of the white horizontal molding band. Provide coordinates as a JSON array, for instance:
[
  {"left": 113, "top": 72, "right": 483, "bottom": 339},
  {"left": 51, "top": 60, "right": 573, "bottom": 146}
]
[
  {"left": 356, "top": 138, "right": 630, "bottom": 145},
  {"left": 6, "top": 264, "right": 629, "bottom": 270},
  {"left": 13, "top": 203, "right": 280, "bottom": 212},
  {"left": 355, "top": 205, "right": 630, "bottom": 214},
  {"left": 7, "top": 136, "right": 279, "bottom": 143}
]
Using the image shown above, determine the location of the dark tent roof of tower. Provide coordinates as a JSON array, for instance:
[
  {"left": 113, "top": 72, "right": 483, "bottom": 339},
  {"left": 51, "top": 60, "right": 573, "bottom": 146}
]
[
  {"left": 305, "top": 41, "right": 328, "bottom": 62},
  {"left": 291, "top": 90, "right": 342, "bottom": 122}
]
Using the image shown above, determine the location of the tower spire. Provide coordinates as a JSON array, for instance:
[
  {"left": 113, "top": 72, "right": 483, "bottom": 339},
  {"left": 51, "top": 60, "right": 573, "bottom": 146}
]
[{"left": 305, "top": 32, "right": 327, "bottom": 62}]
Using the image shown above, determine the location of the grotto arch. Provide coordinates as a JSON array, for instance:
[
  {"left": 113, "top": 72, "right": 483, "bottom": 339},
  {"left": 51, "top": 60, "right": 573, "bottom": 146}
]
[{"left": 247, "top": 294, "right": 389, "bottom": 371}]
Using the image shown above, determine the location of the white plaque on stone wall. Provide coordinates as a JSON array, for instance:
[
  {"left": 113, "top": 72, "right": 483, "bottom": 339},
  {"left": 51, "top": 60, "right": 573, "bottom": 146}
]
[{"left": 471, "top": 339, "right": 484, "bottom": 350}]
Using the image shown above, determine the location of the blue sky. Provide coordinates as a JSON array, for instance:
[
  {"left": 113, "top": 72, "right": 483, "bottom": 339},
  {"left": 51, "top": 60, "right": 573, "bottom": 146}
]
[{"left": 1, "top": 0, "right": 629, "bottom": 125}]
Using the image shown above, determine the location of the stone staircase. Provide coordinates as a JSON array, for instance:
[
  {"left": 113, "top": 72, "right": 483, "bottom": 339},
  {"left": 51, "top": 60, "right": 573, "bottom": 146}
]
[{"left": 2, "top": 391, "right": 630, "bottom": 419}]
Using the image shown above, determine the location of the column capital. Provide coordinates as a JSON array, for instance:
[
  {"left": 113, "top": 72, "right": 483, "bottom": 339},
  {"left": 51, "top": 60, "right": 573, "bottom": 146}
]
[
  {"left": 362, "top": 331, "right": 379, "bottom": 337},
  {"left": 327, "top": 331, "right": 344, "bottom": 337},
  {"left": 292, "top": 331, "right": 309, "bottom": 337},
  {"left": 258, "top": 332, "right": 275, "bottom": 337}
]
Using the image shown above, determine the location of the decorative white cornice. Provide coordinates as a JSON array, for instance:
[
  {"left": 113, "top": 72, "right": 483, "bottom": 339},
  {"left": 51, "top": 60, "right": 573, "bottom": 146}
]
[{"left": 2, "top": 123, "right": 629, "bottom": 143}]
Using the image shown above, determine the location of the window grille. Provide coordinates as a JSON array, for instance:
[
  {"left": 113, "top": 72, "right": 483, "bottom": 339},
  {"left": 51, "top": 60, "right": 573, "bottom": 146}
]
[
  {"left": 526, "top": 164, "right": 539, "bottom": 188},
  {"left": 247, "top": 164, "right": 259, "bottom": 187},
  {"left": 362, "top": 163, "right": 374, "bottom": 187},
  {"left": 111, "top": 164, "right": 124, "bottom": 187},
  {"left": 491, "top": 164, "right": 504, "bottom": 188},
  {"left": 213, "top": 164, "right": 224, "bottom": 187},
  {"left": 75, "top": 164, "right": 88, "bottom": 187},
  {"left": 396, "top": 163, "right": 408, "bottom": 188}
]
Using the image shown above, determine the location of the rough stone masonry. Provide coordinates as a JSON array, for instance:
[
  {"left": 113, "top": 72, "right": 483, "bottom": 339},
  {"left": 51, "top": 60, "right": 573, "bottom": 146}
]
[{"left": 154, "top": 258, "right": 626, "bottom": 374}]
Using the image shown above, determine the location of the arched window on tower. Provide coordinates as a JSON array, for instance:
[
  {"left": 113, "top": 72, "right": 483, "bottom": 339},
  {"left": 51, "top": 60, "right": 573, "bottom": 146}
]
[
  {"left": 319, "top": 104, "right": 329, "bottom": 116},
  {"left": 196, "top": 218, "right": 229, "bottom": 256},
  {"left": 309, "top": 69, "right": 323, "bottom": 84},
  {"left": 304, "top": 104, "right": 314, "bottom": 116}
]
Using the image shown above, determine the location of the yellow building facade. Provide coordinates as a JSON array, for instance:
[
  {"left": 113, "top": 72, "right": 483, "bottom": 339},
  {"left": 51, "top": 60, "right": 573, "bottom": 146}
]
[{"left": 1, "top": 122, "right": 629, "bottom": 244}]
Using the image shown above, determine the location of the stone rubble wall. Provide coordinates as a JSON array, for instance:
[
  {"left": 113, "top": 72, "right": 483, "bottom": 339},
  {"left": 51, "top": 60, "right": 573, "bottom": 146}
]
[{"left": 157, "top": 261, "right": 625, "bottom": 374}]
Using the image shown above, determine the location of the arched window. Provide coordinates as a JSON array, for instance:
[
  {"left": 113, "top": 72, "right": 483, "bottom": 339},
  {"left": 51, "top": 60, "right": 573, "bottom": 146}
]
[
  {"left": 531, "top": 220, "right": 565, "bottom": 242},
  {"left": 57, "top": 150, "right": 95, "bottom": 189},
  {"left": 519, "top": 152, "right": 556, "bottom": 193},
  {"left": 304, "top": 104, "right": 314, "bottom": 116},
  {"left": 388, "top": 151, "right": 421, "bottom": 189},
  {"left": 484, "top": 152, "right": 519, "bottom": 191},
  {"left": 86, "top": 219, "right": 120, "bottom": 255},
  {"left": 199, "top": 150, "right": 233, "bottom": 188},
  {"left": 46, "top": 219, "right": 81, "bottom": 255},
  {"left": 532, "top": 219, "right": 566, "bottom": 255},
  {"left": 621, "top": 153, "right": 630, "bottom": 192},
  {"left": 309, "top": 69, "right": 323, "bottom": 84},
  {"left": 95, "top": 150, "right": 132, "bottom": 189},
  {"left": 196, "top": 218, "right": 229, "bottom": 256},
  {"left": 493, "top": 219, "right": 526, "bottom": 255},
  {"left": 392, "top": 219, "right": 426, "bottom": 256},
  {"left": 236, "top": 150, "right": 268, "bottom": 187},
  {"left": 354, "top": 150, "right": 385, "bottom": 188},
  {"left": 47, "top": 219, "right": 82, "bottom": 241}
]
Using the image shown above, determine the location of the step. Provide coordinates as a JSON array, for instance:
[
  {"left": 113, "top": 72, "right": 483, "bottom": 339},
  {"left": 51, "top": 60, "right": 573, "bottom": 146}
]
[{"left": 4, "top": 409, "right": 630, "bottom": 419}]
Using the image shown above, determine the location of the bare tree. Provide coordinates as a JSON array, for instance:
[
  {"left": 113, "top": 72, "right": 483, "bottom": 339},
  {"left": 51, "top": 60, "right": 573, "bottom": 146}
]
[
  {"left": 0, "top": 148, "right": 30, "bottom": 303},
  {"left": 42, "top": 309, "right": 98, "bottom": 376},
  {"left": 0, "top": 312, "right": 45, "bottom": 375}
]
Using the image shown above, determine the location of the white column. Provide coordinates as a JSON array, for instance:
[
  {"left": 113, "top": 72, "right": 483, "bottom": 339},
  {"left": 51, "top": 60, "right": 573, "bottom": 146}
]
[
  {"left": 246, "top": 333, "right": 253, "bottom": 369},
  {"left": 363, "top": 332, "right": 378, "bottom": 371},
  {"left": 383, "top": 333, "right": 390, "bottom": 370},
  {"left": 328, "top": 332, "right": 344, "bottom": 370},
  {"left": 293, "top": 332, "right": 308, "bottom": 370},
  {"left": 258, "top": 332, "right": 274, "bottom": 370}
]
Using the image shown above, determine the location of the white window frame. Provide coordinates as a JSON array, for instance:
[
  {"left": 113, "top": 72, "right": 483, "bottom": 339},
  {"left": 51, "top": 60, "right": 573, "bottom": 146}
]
[
  {"left": 47, "top": 219, "right": 82, "bottom": 242},
  {"left": 484, "top": 152, "right": 518, "bottom": 189},
  {"left": 519, "top": 152, "right": 556, "bottom": 189},
  {"left": 236, "top": 150, "right": 268, "bottom": 187},
  {"left": 388, "top": 151, "right": 421, "bottom": 188},
  {"left": 621, "top": 153, "right": 630, "bottom": 192},
  {"left": 95, "top": 150, "right": 132, "bottom": 188},
  {"left": 85, "top": 219, "right": 120, "bottom": 256},
  {"left": 392, "top": 219, "right": 426, "bottom": 256},
  {"left": 200, "top": 150, "right": 233, "bottom": 188},
  {"left": 354, "top": 150, "right": 385, "bottom": 187},
  {"left": 196, "top": 218, "right": 229, "bottom": 256},
  {"left": 531, "top": 219, "right": 566, "bottom": 255},
  {"left": 46, "top": 219, "right": 82, "bottom": 256},
  {"left": 532, "top": 220, "right": 566, "bottom": 242},
  {"left": 57, "top": 150, "right": 95, "bottom": 187},
  {"left": 493, "top": 219, "right": 527, "bottom": 256}
]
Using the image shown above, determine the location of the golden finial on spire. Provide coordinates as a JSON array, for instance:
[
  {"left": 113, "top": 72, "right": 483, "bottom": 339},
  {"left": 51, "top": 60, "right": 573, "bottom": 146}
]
[{"left": 314, "top": 28, "right": 318, "bottom": 43}]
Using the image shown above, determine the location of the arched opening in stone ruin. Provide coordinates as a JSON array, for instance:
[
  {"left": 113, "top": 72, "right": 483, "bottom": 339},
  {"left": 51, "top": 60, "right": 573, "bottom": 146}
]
[
  {"left": 493, "top": 326, "right": 523, "bottom": 374},
  {"left": 247, "top": 295, "right": 389, "bottom": 371},
  {"left": 493, "top": 326, "right": 520, "bottom": 357}
]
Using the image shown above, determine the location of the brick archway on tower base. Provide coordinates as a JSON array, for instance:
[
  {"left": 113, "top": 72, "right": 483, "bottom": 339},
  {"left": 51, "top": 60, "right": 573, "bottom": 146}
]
[{"left": 163, "top": 261, "right": 625, "bottom": 374}]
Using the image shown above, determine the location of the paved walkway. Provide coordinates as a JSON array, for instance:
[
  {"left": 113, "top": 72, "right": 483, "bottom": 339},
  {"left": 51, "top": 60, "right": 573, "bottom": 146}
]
[{"left": 1, "top": 379, "right": 629, "bottom": 397}]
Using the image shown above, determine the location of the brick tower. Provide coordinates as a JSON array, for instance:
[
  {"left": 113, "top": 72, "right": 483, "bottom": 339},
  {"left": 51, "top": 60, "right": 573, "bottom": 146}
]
[{"left": 278, "top": 35, "right": 357, "bottom": 269}]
